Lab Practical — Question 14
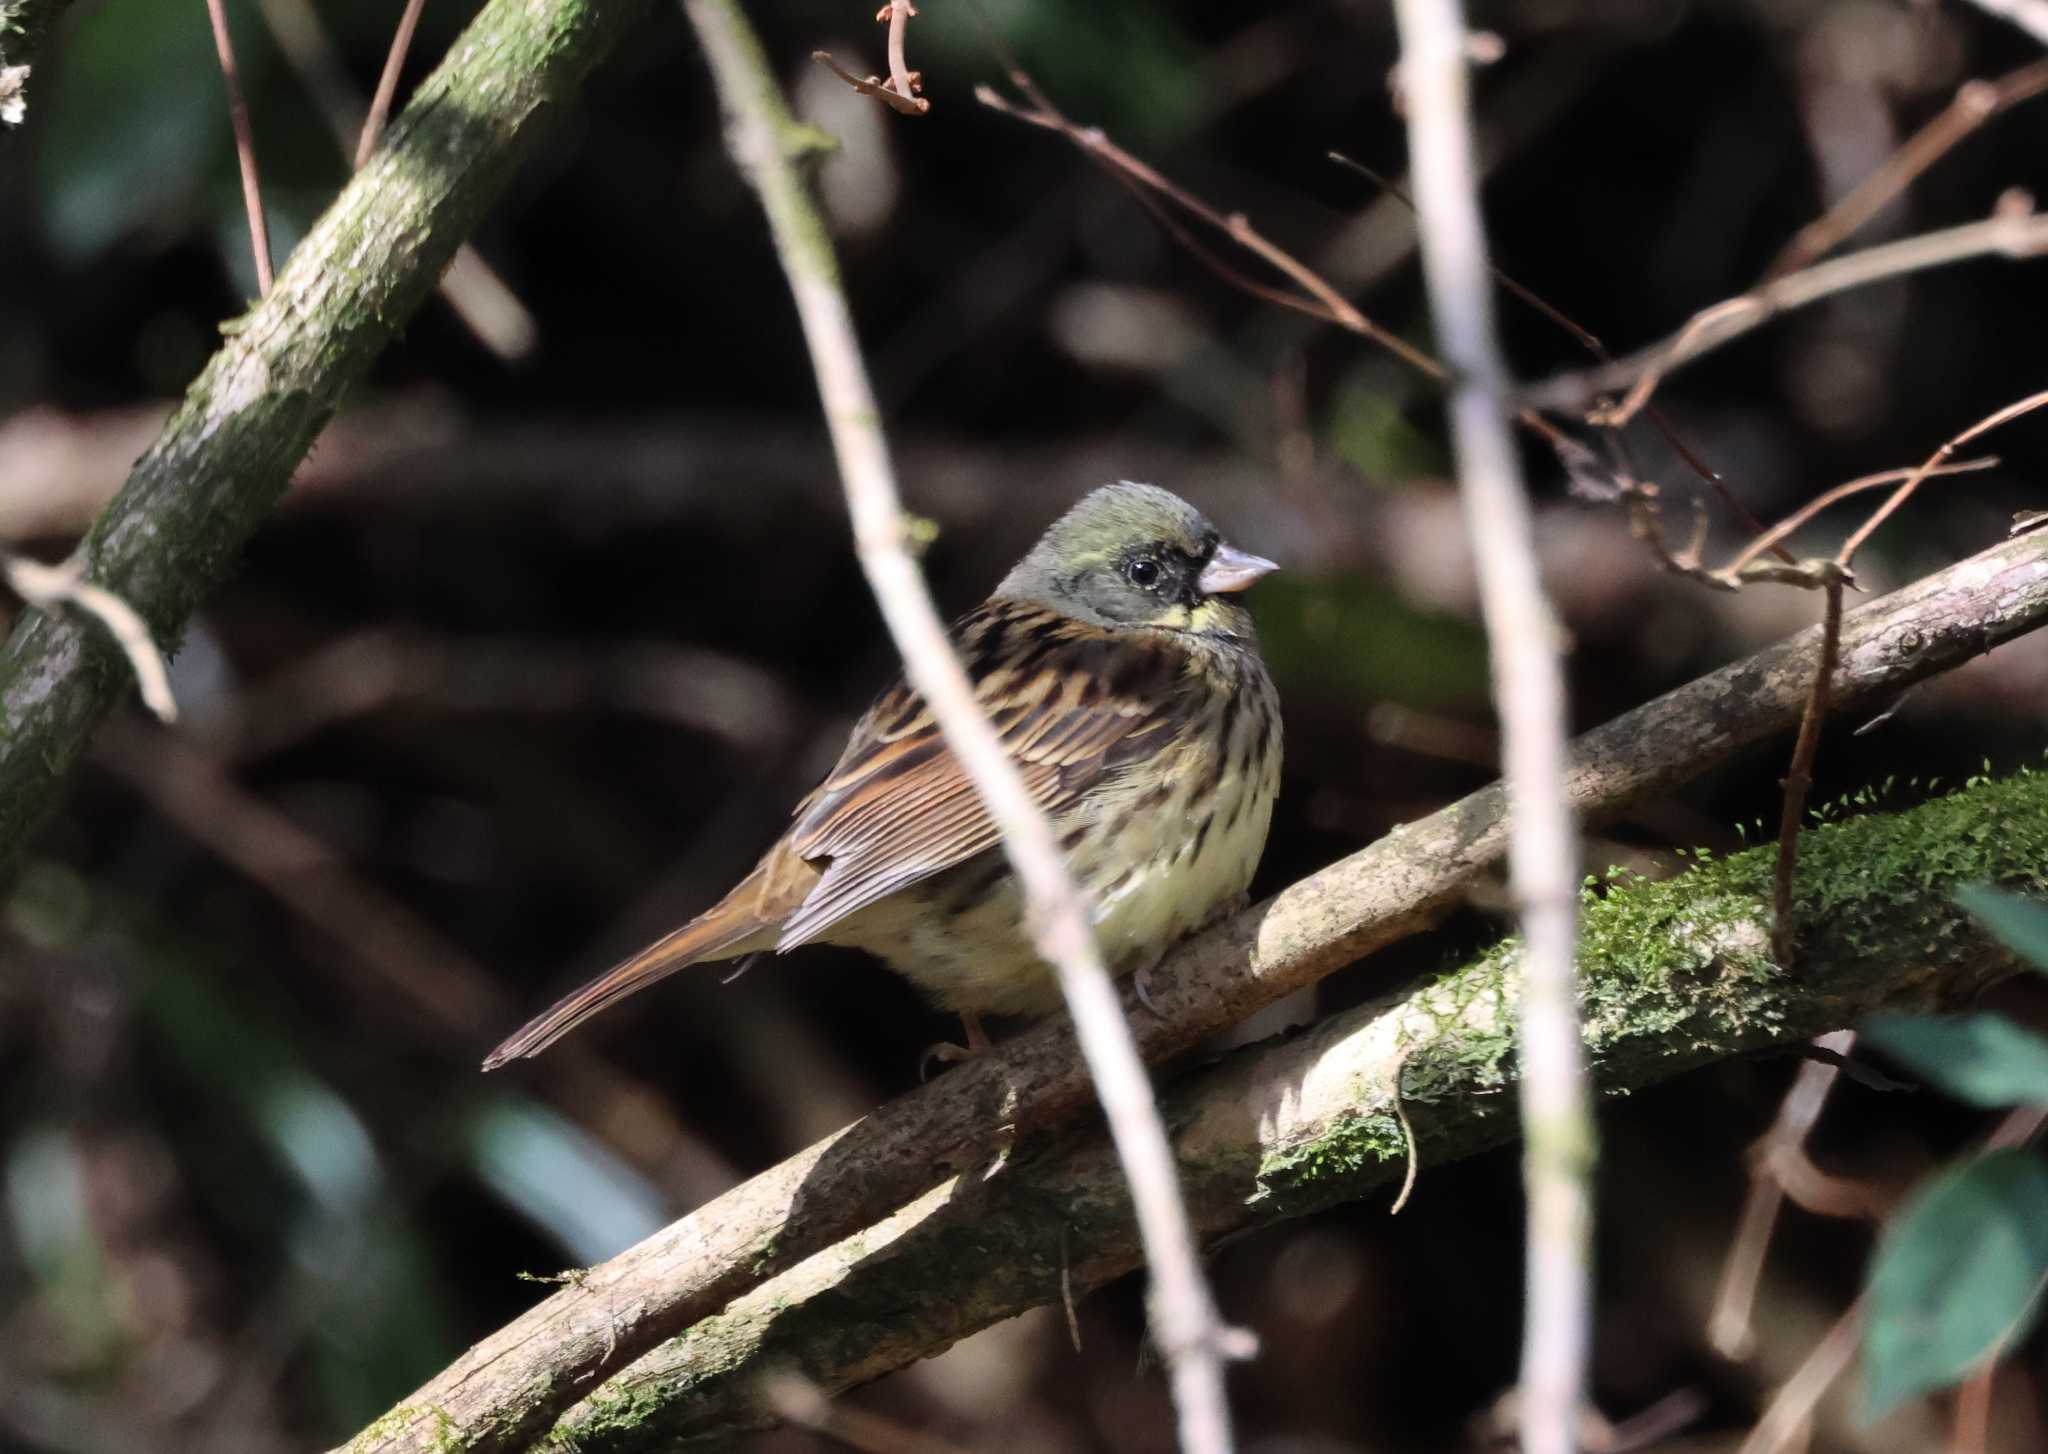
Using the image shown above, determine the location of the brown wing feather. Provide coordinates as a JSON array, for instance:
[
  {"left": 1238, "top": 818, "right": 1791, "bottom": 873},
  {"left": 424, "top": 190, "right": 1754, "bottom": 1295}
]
[
  {"left": 774, "top": 599, "right": 1191, "bottom": 948},
  {"left": 483, "top": 598, "right": 1197, "bottom": 1068}
]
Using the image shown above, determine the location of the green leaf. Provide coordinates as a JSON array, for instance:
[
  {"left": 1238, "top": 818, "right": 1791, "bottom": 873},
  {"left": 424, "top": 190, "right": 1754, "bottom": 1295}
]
[
  {"left": 39, "top": 0, "right": 230, "bottom": 257},
  {"left": 1862, "top": 1013, "right": 2048, "bottom": 1107},
  {"left": 1862, "top": 1148, "right": 2048, "bottom": 1422},
  {"left": 1958, "top": 884, "right": 2048, "bottom": 974}
]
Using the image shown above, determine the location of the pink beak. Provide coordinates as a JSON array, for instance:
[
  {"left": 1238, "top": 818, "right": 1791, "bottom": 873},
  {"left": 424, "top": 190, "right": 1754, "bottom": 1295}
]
[{"left": 1197, "top": 543, "right": 1279, "bottom": 595}]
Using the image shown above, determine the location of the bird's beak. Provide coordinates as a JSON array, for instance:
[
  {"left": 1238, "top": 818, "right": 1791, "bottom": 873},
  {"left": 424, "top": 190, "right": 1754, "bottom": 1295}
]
[{"left": 1198, "top": 543, "right": 1279, "bottom": 595}]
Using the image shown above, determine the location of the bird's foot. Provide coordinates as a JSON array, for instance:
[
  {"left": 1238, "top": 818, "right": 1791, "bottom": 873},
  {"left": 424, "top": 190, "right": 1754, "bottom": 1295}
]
[
  {"left": 1130, "top": 955, "right": 1166, "bottom": 1017},
  {"left": 919, "top": 1011, "right": 991, "bottom": 1081}
]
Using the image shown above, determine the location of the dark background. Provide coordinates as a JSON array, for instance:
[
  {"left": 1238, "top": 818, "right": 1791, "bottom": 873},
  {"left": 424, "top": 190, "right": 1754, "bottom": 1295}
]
[{"left": 3, "top": 0, "right": 2047, "bottom": 1449}]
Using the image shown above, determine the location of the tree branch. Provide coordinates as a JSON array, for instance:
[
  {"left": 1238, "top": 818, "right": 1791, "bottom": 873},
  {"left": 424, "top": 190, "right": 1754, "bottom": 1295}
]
[
  {"left": 683, "top": 0, "right": 1239, "bottom": 1446},
  {"left": 0, "top": 0, "right": 653, "bottom": 869},
  {"left": 1522, "top": 206, "right": 2048, "bottom": 418},
  {"left": 332, "top": 526, "right": 2048, "bottom": 1454},
  {"left": 1391, "top": 4, "right": 1588, "bottom": 1448},
  {"left": 549, "top": 765, "right": 2048, "bottom": 1449}
]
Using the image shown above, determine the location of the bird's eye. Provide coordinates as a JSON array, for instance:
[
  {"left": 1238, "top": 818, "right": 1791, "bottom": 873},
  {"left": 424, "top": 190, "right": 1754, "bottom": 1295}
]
[{"left": 1126, "top": 558, "right": 1161, "bottom": 588}]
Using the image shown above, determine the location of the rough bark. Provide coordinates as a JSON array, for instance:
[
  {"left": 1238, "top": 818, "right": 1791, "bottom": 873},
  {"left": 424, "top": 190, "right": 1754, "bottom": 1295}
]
[
  {"left": 548, "top": 764, "right": 2048, "bottom": 1449},
  {"left": 0, "top": 0, "right": 653, "bottom": 864},
  {"left": 334, "top": 528, "right": 2048, "bottom": 1454}
]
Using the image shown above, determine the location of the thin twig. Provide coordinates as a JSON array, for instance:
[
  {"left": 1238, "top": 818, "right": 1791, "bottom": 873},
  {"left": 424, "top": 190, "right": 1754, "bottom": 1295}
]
[
  {"left": 1770, "top": 571, "right": 1846, "bottom": 970},
  {"left": 1738, "top": 1105, "right": 2048, "bottom": 1454},
  {"left": 1524, "top": 206, "right": 2048, "bottom": 418},
  {"left": 1325, "top": 148, "right": 1793, "bottom": 564},
  {"left": 1390, "top": 8, "right": 1587, "bottom": 1454},
  {"left": 812, "top": 0, "right": 927, "bottom": 117},
  {"left": 1327, "top": 149, "right": 1791, "bottom": 567},
  {"left": 357, "top": 0, "right": 430, "bottom": 168},
  {"left": 1837, "top": 389, "right": 2048, "bottom": 568},
  {"left": 254, "top": 0, "right": 538, "bottom": 361},
  {"left": 683, "top": 2, "right": 1242, "bottom": 1451},
  {"left": 1723, "top": 460, "right": 1999, "bottom": 579},
  {"left": 1707, "top": 1029, "right": 1856, "bottom": 1360},
  {"left": 1765, "top": 57, "right": 2048, "bottom": 279},
  {"left": 881, "top": 0, "right": 919, "bottom": 106},
  {"left": 1953, "top": 1365, "right": 1995, "bottom": 1454},
  {"left": 1, "top": 548, "right": 176, "bottom": 721},
  {"left": 205, "top": 0, "right": 274, "bottom": 294},
  {"left": 975, "top": 80, "right": 1445, "bottom": 382},
  {"left": 1736, "top": 1298, "right": 1863, "bottom": 1454}
]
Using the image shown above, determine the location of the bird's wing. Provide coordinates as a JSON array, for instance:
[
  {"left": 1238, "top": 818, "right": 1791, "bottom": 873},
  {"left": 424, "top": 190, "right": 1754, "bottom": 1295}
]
[{"left": 774, "top": 599, "right": 1195, "bottom": 949}]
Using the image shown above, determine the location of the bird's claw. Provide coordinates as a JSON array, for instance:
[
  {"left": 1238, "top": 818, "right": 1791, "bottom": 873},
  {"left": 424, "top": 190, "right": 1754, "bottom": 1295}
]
[
  {"left": 919, "top": 1040, "right": 976, "bottom": 1082},
  {"left": 920, "top": 1010, "right": 991, "bottom": 1080},
  {"left": 1132, "top": 961, "right": 1162, "bottom": 1016}
]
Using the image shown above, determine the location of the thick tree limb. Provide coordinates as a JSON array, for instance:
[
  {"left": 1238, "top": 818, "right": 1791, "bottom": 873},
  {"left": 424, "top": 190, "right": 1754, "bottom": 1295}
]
[
  {"left": 0, "top": 0, "right": 653, "bottom": 867},
  {"left": 334, "top": 527, "right": 2048, "bottom": 1454},
  {"left": 549, "top": 765, "right": 2048, "bottom": 1448}
]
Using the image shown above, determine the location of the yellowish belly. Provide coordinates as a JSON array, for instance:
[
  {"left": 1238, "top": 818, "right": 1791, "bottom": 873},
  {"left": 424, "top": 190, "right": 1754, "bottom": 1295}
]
[{"left": 840, "top": 698, "right": 1280, "bottom": 1016}]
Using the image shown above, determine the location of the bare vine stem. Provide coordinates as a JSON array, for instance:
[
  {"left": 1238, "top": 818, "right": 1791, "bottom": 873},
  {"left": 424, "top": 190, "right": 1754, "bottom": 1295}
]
[
  {"left": 205, "top": 0, "right": 274, "bottom": 293},
  {"left": 1389, "top": 7, "right": 1587, "bottom": 1453},
  {"left": 681, "top": 1, "right": 1243, "bottom": 1449}
]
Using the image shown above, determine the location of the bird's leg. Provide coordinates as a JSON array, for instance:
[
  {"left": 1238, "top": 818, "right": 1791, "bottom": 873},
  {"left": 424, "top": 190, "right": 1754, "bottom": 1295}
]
[{"left": 918, "top": 1010, "right": 991, "bottom": 1081}]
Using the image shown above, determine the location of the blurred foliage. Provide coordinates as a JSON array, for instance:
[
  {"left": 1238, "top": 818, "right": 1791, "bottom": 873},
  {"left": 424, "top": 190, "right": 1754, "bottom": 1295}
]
[
  {"left": 1860, "top": 1148, "right": 2048, "bottom": 1422},
  {"left": 1855, "top": 890, "right": 2048, "bottom": 1426},
  {"left": 1257, "top": 575, "right": 1489, "bottom": 713}
]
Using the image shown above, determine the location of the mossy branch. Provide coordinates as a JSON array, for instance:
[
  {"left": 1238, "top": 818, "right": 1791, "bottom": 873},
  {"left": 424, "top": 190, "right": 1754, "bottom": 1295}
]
[
  {"left": 548, "top": 766, "right": 2048, "bottom": 1449},
  {"left": 332, "top": 529, "right": 2048, "bottom": 1454},
  {"left": 0, "top": 0, "right": 652, "bottom": 865}
]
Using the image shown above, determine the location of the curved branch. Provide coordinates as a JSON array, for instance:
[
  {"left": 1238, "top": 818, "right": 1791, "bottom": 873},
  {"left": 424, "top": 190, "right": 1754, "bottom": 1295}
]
[
  {"left": 0, "top": 0, "right": 653, "bottom": 867},
  {"left": 334, "top": 527, "right": 2048, "bottom": 1454},
  {"left": 553, "top": 765, "right": 2048, "bottom": 1449}
]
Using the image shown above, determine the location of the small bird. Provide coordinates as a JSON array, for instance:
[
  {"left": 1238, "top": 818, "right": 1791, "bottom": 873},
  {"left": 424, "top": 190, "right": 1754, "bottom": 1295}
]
[{"left": 483, "top": 482, "right": 1281, "bottom": 1069}]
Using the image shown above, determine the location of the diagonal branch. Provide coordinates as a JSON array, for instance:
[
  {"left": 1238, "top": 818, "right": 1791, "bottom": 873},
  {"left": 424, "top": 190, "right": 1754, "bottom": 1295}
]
[
  {"left": 681, "top": 0, "right": 1239, "bottom": 1448},
  {"left": 332, "top": 526, "right": 2048, "bottom": 1454},
  {"left": 550, "top": 765, "right": 2048, "bottom": 1449},
  {"left": 0, "top": 0, "right": 654, "bottom": 871}
]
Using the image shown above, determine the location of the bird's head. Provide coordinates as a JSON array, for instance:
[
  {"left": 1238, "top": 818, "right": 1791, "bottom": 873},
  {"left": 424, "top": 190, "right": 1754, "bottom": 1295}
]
[{"left": 997, "top": 482, "right": 1278, "bottom": 641}]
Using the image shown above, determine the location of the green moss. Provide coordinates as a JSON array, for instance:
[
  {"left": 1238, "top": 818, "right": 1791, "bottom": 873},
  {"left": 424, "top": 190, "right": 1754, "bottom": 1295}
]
[
  {"left": 537, "top": 1380, "right": 671, "bottom": 1450},
  {"left": 1254, "top": 1108, "right": 1408, "bottom": 1199},
  {"left": 1396, "top": 766, "right": 2048, "bottom": 1114}
]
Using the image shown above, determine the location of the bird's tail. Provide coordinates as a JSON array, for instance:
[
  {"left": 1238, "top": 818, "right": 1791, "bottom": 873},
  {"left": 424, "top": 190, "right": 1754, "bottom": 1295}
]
[{"left": 481, "top": 881, "right": 775, "bottom": 1069}]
